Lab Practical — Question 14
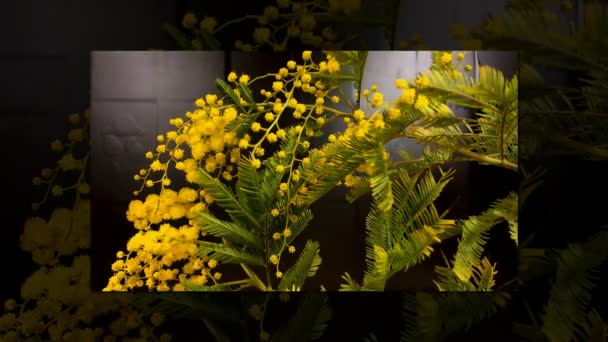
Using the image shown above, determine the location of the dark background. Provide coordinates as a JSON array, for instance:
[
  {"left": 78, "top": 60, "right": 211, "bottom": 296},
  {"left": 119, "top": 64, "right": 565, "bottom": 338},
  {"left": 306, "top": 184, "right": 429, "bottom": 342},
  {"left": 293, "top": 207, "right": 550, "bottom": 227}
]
[
  {"left": 2, "top": 0, "right": 600, "bottom": 341},
  {"left": 0, "top": 0, "right": 522, "bottom": 295}
]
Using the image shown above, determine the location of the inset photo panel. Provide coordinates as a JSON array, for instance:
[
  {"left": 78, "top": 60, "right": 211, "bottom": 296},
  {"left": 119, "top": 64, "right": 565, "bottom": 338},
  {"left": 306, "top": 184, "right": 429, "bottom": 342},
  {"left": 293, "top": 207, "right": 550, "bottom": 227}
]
[{"left": 90, "top": 50, "right": 519, "bottom": 292}]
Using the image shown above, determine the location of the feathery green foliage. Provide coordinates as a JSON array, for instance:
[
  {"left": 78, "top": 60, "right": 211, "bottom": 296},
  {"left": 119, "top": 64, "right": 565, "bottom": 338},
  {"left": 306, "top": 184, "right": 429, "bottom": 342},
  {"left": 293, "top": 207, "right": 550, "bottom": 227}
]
[
  {"left": 269, "top": 294, "right": 332, "bottom": 342},
  {"left": 409, "top": 66, "right": 518, "bottom": 171},
  {"left": 235, "top": 156, "right": 264, "bottom": 214},
  {"left": 197, "top": 240, "right": 266, "bottom": 267},
  {"left": 340, "top": 168, "right": 456, "bottom": 291},
  {"left": 450, "top": 192, "right": 518, "bottom": 282},
  {"left": 192, "top": 211, "right": 262, "bottom": 251},
  {"left": 541, "top": 231, "right": 608, "bottom": 342},
  {"left": 434, "top": 256, "right": 499, "bottom": 291},
  {"left": 278, "top": 240, "right": 322, "bottom": 291},
  {"left": 197, "top": 168, "right": 262, "bottom": 230},
  {"left": 131, "top": 292, "right": 242, "bottom": 322},
  {"left": 106, "top": 43, "right": 521, "bottom": 341},
  {"left": 400, "top": 291, "right": 511, "bottom": 341},
  {"left": 368, "top": 143, "right": 394, "bottom": 212}
]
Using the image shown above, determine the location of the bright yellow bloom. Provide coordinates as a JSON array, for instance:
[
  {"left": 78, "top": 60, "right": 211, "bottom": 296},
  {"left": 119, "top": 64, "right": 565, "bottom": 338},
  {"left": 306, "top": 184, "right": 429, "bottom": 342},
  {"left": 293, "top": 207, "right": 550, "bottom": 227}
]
[
  {"left": 371, "top": 92, "right": 383, "bottom": 108},
  {"left": 227, "top": 72, "right": 238, "bottom": 82},
  {"left": 251, "top": 158, "right": 262, "bottom": 169},
  {"left": 398, "top": 88, "right": 417, "bottom": 105},
  {"left": 440, "top": 52, "right": 452, "bottom": 65},
  {"left": 395, "top": 79, "right": 408, "bottom": 89},
  {"left": 415, "top": 95, "right": 429, "bottom": 109},
  {"left": 150, "top": 160, "right": 164, "bottom": 171},
  {"left": 205, "top": 94, "right": 218, "bottom": 105},
  {"left": 353, "top": 109, "right": 365, "bottom": 121},
  {"left": 326, "top": 58, "right": 340, "bottom": 73},
  {"left": 415, "top": 74, "right": 430, "bottom": 88},
  {"left": 267, "top": 132, "right": 278, "bottom": 143},
  {"left": 239, "top": 74, "right": 250, "bottom": 84},
  {"left": 344, "top": 174, "right": 356, "bottom": 187},
  {"left": 173, "top": 148, "right": 185, "bottom": 160}
]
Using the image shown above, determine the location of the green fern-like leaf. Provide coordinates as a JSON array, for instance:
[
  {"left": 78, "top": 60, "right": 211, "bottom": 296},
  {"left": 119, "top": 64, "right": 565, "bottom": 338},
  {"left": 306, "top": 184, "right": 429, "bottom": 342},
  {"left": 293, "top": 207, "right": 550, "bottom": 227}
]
[
  {"left": 391, "top": 168, "right": 454, "bottom": 238},
  {"left": 451, "top": 192, "right": 518, "bottom": 281},
  {"left": 361, "top": 244, "right": 391, "bottom": 290},
  {"left": 197, "top": 241, "right": 265, "bottom": 267},
  {"left": 235, "top": 156, "right": 264, "bottom": 214},
  {"left": 389, "top": 225, "right": 442, "bottom": 276},
  {"left": 402, "top": 291, "right": 511, "bottom": 341},
  {"left": 191, "top": 211, "right": 262, "bottom": 251},
  {"left": 416, "top": 67, "right": 484, "bottom": 109},
  {"left": 301, "top": 104, "right": 424, "bottom": 207},
  {"left": 216, "top": 79, "right": 247, "bottom": 115},
  {"left": 270, "top": 294, "right": 332, "bottom": 342},
  {"left": 400, "top": 292, "right": 418, "bottom": 342},
  {"left": 260, "top": 130, "right": 299, "bottom": 207},
  {"left": 434, "top": 256, "right": 499, "bottom": 291},
  {"left": 278, "top": 240, "right": 322, "bottom": 291},
  {"left": 268, "top": 209, "right": 314, "bottom": 256},
  {"left": 368, "top": 143, "right": 394, "bottom": 212},
  {"left": 197, "top": 168, "right": 261, "bottom": 230},
  {"left": 353, "top": 168, "right": 455, "bottom": 291},
  {"left": 344, "top": 174, "right": 373, "bottom": 203},
  {"left": 575, "top": 309, "right": 608, "bottom": 342},
  {"left": 130, "top": 292, "right": 241, "bottom": 322},
  {"left": 541, "top": 231, "right": 608, "bottom": 342},
  {"left": 407, "top": 65, "right": 518, "bottom": 170},
  {"left": 339, "top": 272, "right": 363, "bottom": 291},
  {"left": 436, "top": 291, "right": 511, "bottom": 337}
]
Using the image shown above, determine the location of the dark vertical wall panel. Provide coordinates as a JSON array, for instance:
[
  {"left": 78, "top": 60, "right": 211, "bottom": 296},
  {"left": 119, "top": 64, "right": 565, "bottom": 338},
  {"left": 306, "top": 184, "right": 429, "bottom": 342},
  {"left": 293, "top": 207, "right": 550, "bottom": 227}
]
[
  {"left": 0, "top": 1, "right": 179, "bottom": 298},
  {"left": 90, "top": 51, "right": 225, "bottom": 287}
]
